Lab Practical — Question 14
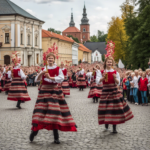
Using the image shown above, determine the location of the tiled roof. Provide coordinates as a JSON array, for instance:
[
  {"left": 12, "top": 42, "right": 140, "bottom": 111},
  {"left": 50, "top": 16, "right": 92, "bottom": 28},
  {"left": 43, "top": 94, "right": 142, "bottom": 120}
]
[
  {"left": 78, "top": 43, "right": 92, "bottom": 53},
  {"left": 63, "top": 26, "right": 81, "bottom": 33},
  {"left": 0, "top": 0, "right": 44, "bottom": 22},
  {"left": 42, "top": 29, "right": 74, "bottom": 43},
  {"left": 84, "top": 42, "right": 106, "bottom": 55}
]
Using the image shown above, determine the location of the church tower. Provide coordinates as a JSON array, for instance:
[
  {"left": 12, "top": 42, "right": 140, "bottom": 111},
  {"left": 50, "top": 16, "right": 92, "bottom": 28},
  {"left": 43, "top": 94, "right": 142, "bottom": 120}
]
[
  {"left": 69, "top": 9, "right": 75, "bottom": 27},
  {"left": 80, "top": 3, "right": 90, "bottom": 42}
]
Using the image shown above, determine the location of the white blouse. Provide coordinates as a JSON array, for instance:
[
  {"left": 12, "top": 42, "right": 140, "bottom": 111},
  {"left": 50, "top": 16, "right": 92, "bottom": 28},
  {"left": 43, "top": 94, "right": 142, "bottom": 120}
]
[
  {"left": 35, "top": 65, "right": 64, "bottom": 84},
  {"left": 76, "top": 68, "right": 84, "bottom": 76},
  {"left": 133, "top": 75, "right": 140, "bottom": 88},
  {"left": 13, "top": 66, "right": 26, "bottom": 80},
  {"left": 96, "top": 69, "right": 120, "bottom": 85},
  {"left": 60, "top": 67, "right": 68, "bottom": 77},
  {"left": 7, "top": 70, "right": 12, "bottom": 79}
]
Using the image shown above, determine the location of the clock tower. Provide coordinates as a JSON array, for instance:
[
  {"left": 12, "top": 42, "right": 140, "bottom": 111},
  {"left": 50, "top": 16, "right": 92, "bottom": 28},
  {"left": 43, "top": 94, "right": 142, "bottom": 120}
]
[{"left": 80, "top": 3, "right": 90, "bottom": 43}]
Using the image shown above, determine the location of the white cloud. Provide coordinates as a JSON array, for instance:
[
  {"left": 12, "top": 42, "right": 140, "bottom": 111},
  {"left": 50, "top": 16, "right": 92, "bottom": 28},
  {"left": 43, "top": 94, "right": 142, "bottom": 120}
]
[
  {"left": 26, "top": 9, "right": 36, "bottom": 16},
  {"left": 48, "top": 14, "right": 53, "bottom": 19},
  {"left": 95, "top": 7, "right": 108, "bottom": 11}
]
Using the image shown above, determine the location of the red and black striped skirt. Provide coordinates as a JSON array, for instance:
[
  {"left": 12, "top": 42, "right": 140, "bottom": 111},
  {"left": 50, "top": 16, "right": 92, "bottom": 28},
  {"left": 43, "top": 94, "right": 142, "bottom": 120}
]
[
  {"left": 72, "top": 81, "right": 77, "bottom": 88},
  {"left": 61, "top": 78, "right": 70, "bottom": 95},
  {"left": 4, "top": 79, "right": 11, "bottom": 91},
  {"left": 88, "top": 81, "right": 103, "bottom": 98},
  {"left": 98, "top": 84, "right": 134, "bottom": 125},
  {"left": 76, "top": 75, "right": 86, "bottom": 88},
  {"left": 7, "top": 77, "right": 31, "bottom": 101},
  {"left": 31, "top": 84, "right": 77, "bottom": 132}
]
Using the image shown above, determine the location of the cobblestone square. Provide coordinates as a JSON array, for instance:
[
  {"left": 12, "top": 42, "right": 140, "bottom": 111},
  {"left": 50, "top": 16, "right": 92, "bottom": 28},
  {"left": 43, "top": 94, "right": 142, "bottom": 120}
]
[{"left": 0, "top": 87, "right": 150, "bottom": 150}]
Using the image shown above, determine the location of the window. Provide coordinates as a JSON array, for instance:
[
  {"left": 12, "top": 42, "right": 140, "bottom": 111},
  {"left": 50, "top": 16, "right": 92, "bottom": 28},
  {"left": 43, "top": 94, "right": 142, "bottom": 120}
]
[
  {"left": 36, "top": 53, "right": 39, "bottom": 64},
  {"left": 28, "top": 35, "right": 30, "bottom": 45},
  {"left": 83, "top": 35, "right": 85, "bottom": 39},
  {"left": 83, "top": 28, "right": 86, "bottom": 32},
  {"left": 5, "top": 33, "right": 9, "bottom": 44},
  {"left": 35, "top": 37, "right": 38, "bottom": 46},
  {"left": 21, "top": 33, "right": 23, "bottom": 45}
]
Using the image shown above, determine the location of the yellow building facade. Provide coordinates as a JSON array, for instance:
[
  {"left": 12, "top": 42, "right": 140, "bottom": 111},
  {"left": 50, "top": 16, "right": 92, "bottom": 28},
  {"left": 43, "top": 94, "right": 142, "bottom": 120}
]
[
  {"left": 42, "top": 30, "right": 75, "bottom": 65},
  {"left": 78, "top": 44, "right": 92, "bottom": 63}
]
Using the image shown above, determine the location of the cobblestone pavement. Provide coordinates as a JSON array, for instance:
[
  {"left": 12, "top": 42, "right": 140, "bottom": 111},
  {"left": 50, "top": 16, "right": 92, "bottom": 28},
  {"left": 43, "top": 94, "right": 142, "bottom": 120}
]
[{"left": 0, "top": 87, "right": 150, "bottom": 150}]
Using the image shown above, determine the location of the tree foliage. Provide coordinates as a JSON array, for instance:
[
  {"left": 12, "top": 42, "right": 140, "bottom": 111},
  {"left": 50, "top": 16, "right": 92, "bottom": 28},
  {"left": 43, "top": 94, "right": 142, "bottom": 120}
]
[
  {"left": 48, "top": 28, "right": 61, "bottom": 35},
  {"left": 124, "top": 4, "right": 150, "bottom": 70},
  {"left": 90, "top": 31, "right": 107, "bottom": 42},
  {"left": 97, "top": 30, "right": 107, "bottom": 42},
  {"left": 90, "top": 35, "right": 98, "bottom": 42},
  {"left": 107, "top": 16, "right": 128, "bottom": 63},
  {"left": 67, "top": 35, "right": 80, "bottom": 43}
]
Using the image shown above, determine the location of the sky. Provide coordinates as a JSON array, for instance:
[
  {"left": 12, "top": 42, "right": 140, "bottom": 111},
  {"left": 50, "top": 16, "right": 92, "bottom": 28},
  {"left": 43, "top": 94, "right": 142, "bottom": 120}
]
[{"left": 11, "top": 0, "right": 134, "bottom": 35}]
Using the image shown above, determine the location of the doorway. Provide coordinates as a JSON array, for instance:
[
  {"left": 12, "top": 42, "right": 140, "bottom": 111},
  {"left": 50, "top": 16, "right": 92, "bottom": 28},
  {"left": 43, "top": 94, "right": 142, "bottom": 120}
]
[
  {"left": 4, "top": 55, "right": 10, "bottom": 65},
  {"left": 28, "top": 55, "right": 31, "bottom": 66}
]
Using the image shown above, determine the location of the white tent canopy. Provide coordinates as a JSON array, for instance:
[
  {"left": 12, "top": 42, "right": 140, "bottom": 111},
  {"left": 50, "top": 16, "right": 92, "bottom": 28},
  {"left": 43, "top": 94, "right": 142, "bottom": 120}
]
[{"left": 118, "top": 59, "right": 125, "bottom": 68}]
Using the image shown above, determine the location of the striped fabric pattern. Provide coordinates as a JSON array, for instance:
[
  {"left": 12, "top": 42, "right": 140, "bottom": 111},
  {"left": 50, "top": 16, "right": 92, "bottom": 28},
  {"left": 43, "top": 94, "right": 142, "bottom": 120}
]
[
  {"left": 61, "top": 77, "right": 70, "bottom": 95},
  {"left": 7, "top": 77, "right": 31, "bottom": 101},
  {"left": 4, "top": 79, "right": 11, "bottom": 91},
  {"left": 76, "top": 75, "right": 86, "bottom": 88},
  {"left": 32, "top": 84, "right": 77, "bottom": 132},
  {"left": 88, "top": 81, "right": 103, "bottom": 98},
  {"left": 98, "top": 84, "right": 134, "bottom": 125}
]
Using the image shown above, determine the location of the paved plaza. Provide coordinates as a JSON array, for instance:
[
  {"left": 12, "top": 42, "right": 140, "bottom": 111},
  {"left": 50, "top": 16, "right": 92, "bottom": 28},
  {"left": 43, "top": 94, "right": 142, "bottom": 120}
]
[{"left": 0, "top": 87, "right": 150, "bottom": 150}]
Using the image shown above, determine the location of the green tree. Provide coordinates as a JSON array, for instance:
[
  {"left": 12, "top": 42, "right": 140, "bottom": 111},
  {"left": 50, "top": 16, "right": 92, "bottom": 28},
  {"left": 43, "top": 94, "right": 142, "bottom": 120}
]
[
  {"left": 48, "top": 28, "right": 61, "bottom": 34},
  {"left": 102, "top": 54, "right": 105, "bottom": 62},
  {"left": 90, "top": 35, "right": 98, "bottom": 42},
  {"left": 97, "top": 30, "right": 107, "bottom": 42},
  {"left": 67, "top": 35, "right": 80, "bottom": 43},
  {"left": 125, "top": 4, "right": 150, "bottom": 70}
]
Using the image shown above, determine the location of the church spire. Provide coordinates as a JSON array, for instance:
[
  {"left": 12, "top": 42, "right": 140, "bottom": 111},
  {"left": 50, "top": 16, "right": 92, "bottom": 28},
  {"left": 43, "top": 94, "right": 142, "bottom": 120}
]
[
  {"left": 81, "top": 2, "right": 89, "bottom": 25},
  {"left": 69, "top": 8, "right": 75, "bottom": 27}
]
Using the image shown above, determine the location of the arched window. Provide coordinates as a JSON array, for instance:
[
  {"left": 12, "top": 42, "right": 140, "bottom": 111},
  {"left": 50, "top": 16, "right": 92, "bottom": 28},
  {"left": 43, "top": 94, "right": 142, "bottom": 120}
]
[
  {"left": 28, "top": 35, "right": 30, "bottom": 45},
  {"left": 83, "top": 28, "right": 86, "bottom": 32}
]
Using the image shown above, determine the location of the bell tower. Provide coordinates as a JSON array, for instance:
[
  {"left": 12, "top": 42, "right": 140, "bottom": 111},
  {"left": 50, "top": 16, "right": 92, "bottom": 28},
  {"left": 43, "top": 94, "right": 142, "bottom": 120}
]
[{"left": 80, "top": 3, "right": 90, "bottom": 43}]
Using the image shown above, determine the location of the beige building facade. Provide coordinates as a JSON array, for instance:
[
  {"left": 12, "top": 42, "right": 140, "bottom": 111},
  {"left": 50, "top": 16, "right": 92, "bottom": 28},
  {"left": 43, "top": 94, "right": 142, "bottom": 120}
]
[
  {"left": 0, "top": 0, "right": 44, "bottom": 66},
  {"left": 42, "top": 30, "right": 75, "bottom": 65}
]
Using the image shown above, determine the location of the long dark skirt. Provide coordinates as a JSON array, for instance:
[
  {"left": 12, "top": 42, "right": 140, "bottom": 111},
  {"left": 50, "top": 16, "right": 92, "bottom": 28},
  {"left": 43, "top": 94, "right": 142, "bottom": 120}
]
[
  {"left": 98, "top": 84, "right": 134, "bottom": 125},
  {"left": 31, "top": 84, "right": 77, "bottom": 132}
]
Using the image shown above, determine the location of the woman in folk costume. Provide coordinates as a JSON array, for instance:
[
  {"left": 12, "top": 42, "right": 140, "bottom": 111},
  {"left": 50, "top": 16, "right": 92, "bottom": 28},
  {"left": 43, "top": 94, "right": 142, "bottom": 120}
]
[
  {"left": 4, "top": 66, "right": 12, "bottom": 95},
  {"left": 0, "top": 71, "right": 2, "bottom": 93},
  {"left": 76, "top": 65, "right": 86, "bottom": 91},
  {"left": 7, "top": 52, "right": 31, "bottom": 109},
  {"left": 88, "top": 66, "right": 102, "bottom": 103},
  {"left": 71, "top": 69, "right": 77, "bottom": 88},
  {"left": 0, "top": 64, "right": 6, "bottom": 90},
  {"left": 60, "top": 62, "right": 70, "bottom": 96},
  {"left": 96, "top": 41, "right": 134, "bottom": 133},
  {"left": 30, "top": 44, "right": 77, "bottom": 144}
]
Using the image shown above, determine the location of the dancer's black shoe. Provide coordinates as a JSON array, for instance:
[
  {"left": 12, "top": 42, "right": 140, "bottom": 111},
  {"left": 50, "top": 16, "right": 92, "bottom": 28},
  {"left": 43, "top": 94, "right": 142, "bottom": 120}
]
[
  {"left": 29, "top": 131, "right": 38, "bottom": 142},
  {"left": 112, "top": 125, "right": 117, "bottom": 134},
  {"left": 54, "top": 139, "right": 60, "bottom": 144}
]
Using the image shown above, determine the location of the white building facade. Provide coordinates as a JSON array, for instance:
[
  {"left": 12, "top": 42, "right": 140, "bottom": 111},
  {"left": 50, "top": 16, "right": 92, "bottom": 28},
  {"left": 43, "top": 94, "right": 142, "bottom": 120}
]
[
  {"left": 72, "top": 42, "right": 79, "bottom": 65},
  {"left": 91, "top": 50, "right": 102, "bottom": 63}
]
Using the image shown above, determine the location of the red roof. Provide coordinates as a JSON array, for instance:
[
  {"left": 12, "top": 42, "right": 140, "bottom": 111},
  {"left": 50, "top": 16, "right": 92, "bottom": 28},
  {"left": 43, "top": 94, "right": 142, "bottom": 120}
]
[
  {"left": 79, "top": 44, "right": 92, "bottom": 53},
  {"left": 63, "top": 27, "right": 81, "bottom": 33},
  {"left": 42, "top": 29, "right": 74, "bottom": 43}
]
